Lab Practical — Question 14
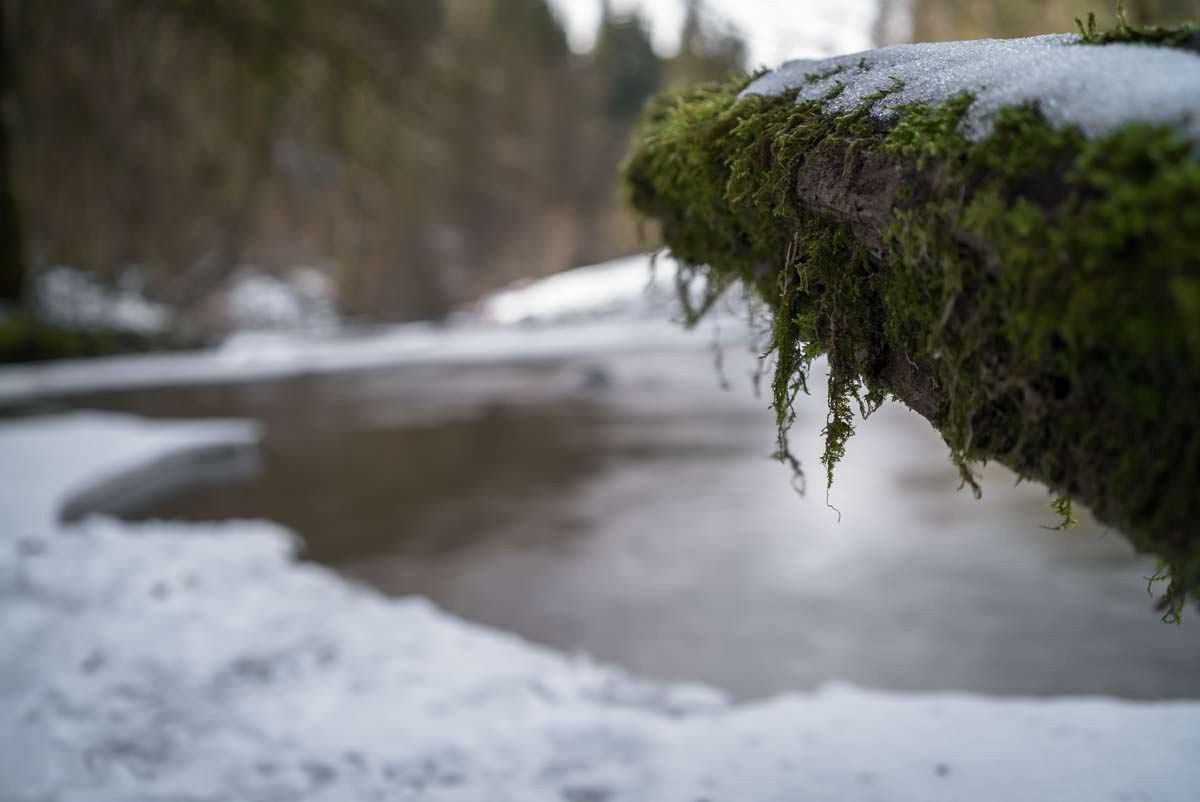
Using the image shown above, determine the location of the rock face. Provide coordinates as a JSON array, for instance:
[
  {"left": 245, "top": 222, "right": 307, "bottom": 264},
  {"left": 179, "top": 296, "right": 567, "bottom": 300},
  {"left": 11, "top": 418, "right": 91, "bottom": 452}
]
[{"left": 623, "top": 29, "right": 1200, "bottom": 614}]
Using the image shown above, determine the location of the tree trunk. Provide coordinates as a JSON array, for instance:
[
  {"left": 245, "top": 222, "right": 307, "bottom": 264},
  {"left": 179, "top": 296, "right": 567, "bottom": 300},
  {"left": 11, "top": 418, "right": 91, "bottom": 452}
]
[
  {"left": 0, "top": 4, "right": 26, "bottom": 306},
  {"left": 623, "top": 37, "right": 1200, "bottom": 612}
]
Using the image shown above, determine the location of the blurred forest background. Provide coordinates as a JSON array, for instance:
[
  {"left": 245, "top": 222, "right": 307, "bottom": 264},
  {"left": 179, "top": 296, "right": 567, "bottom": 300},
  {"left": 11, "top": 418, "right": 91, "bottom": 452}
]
[
  {"left": 0, "top": 0, "right": 1197, "bottom": 354},
  {"left": 0, "top": 0, "right": 744, "bottom": 339}
]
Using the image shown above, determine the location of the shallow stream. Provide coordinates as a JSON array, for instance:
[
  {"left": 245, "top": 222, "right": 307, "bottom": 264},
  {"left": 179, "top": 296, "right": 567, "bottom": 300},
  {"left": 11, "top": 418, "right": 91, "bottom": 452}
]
[{"left": 56, "top": 342, "right": 1200, "bottom": 700}]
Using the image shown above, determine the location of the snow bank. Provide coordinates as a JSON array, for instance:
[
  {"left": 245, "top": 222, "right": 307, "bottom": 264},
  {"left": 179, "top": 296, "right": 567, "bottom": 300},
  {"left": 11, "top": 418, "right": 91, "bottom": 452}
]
[
  {"left": 0, "top": 413, "right": 259, "bottom": 537},
  {"left": 0, "top": 319, "right": 704, "bottom": 405},
  {"left": 2, "top": 413, "right": 1199, "bottom": 801},
  {"left": 33, "top": 266, "right": 172, "bottom": 335},
  {"left": 224, "top": 267, "right": 339, "bottom": 332},
  {"left": 744, "top": 34, "right": 1200, "bottom": 143},
  {"left": 479, "top": 254, "right": 678, "bottom": 325},
  {"left": 0, "top": 255, "right": 725, "bottom": 406}
]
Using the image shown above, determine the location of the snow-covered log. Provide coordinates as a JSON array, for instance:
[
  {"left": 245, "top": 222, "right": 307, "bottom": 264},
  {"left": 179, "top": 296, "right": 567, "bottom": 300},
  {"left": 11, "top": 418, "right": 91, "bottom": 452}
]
[{"left": 623, "top": 25, "right": 1200, "bottom": 613}]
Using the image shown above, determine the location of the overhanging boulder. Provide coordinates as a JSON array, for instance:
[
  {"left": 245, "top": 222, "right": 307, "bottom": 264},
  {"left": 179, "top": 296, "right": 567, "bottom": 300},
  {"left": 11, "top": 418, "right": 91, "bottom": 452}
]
[{"left": 623, "top": 26, "right": 1200, "bottom": 616}]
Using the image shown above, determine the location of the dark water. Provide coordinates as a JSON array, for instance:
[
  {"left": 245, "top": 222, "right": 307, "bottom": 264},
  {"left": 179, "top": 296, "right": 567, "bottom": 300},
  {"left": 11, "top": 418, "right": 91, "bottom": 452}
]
[{"left": 58, "top": 345, "right": 1200, "bottom": 701}]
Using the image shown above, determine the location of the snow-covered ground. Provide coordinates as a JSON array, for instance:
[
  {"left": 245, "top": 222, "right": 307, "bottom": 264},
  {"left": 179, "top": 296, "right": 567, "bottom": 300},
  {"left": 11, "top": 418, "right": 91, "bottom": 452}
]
[
  {"left": 478, "top": 254, "right": 678, "bottom": 325},
  {"left": 0, "top": 255, "right": 723, "bottom": 407},
  {"left": 4, "top": 254, "right": 1200, "bottom": 799},
  {"left": 3, "top": 412, "right": 1199, "bottom": 801}
]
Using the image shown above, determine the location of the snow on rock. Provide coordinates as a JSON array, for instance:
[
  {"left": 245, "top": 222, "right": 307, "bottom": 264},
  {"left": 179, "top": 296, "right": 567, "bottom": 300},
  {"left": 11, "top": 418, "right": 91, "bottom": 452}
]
[
  {"left": 743, "top": 34, "right": 1200, "bottom": 143},
  {"left": 2, "top": 412, "right": 1199, "bottom": 801}
]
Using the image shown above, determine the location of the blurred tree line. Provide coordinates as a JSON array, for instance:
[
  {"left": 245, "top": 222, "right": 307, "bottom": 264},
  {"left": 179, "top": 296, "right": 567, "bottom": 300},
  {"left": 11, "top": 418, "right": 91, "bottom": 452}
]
[
  {"left": 877, "top": 0, "right": 1199, "bottom": 43},
  {"left": 0, "top": 0, "right": 743, "bottom": 328},
  {"left": 4, "top": 0, "right": 1193, "bottom": 339}
]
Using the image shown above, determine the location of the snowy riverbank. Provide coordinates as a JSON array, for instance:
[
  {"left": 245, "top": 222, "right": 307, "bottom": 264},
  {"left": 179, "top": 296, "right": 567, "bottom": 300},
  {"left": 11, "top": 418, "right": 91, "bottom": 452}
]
[
  {"left": 2, "top": 412, "right": 1198, "bottom": 801},
  {"left": 0, "top": 255, "right": 719, "bottom": 407}
]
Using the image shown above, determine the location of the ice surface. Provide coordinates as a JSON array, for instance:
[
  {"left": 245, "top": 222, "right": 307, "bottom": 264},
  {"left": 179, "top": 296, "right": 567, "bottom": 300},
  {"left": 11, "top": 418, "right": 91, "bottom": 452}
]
[
  {"left": 2, "top": 412, "right": 1199, "bottom": 800},
  {"left": 743, "top": 34, "right": 1200, "bottom": 143}
]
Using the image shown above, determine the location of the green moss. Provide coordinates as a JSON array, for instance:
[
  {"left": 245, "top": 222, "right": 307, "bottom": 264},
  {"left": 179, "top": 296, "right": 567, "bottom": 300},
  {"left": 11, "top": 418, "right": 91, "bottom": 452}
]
[
  {"left": 623, "top": 67, "right": 1200, "bottom": 618},
  {"left": 1075, "top": 3, "right": 1197, "bottom": 48},
  {"left": 1045, "top": 496, "right": 1080, "bottom": 531}
]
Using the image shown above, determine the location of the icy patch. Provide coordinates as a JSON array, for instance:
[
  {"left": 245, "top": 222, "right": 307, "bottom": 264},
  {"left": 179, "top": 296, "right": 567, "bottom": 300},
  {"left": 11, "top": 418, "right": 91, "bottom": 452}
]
[
  {"left": 743, "top": 34, "right": 1200, "bottom": 143},
  {"left": 1, "top": 413, "right": 1199, "bottom": 800}
]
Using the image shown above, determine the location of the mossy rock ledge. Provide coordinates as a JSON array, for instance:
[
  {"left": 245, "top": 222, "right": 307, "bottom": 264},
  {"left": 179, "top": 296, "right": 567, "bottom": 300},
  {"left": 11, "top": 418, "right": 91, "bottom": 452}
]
[{"left": 623, "top": 31, "right": 1200, "bottom": 616}]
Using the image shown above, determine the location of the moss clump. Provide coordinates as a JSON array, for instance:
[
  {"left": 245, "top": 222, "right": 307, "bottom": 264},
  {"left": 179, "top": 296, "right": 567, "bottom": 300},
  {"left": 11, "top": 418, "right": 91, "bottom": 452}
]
[
  {"left": 623, "top": 64, "right": 1200, "bottom": 618},
  {"left": 1075, "top": 3, "right": 1198, "bottom": 49}
]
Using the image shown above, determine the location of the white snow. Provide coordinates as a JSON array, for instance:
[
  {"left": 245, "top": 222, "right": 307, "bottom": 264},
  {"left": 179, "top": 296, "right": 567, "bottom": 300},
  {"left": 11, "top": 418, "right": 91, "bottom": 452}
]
[
  {"left": 479, "top": 254, "right": 678, "bottom": 325},
  {"left": 743, "top": 34, "right": 1200, "bottom": 143},
  {"left": 225, "top": 267, "right": 339, "bottom": 332},
  {"left": 33, "top": 266, "right": 173, "bottom": 335},
  {"left": 0, "top": 255, "right": 725, "bottom": 406},
  {"left": 2, "top": 412, "right": 1199, "bottom": 801},
  {"left": 0, "top": 413, "right": 258, "bottom": 538},
  {"left": 0, "top": 319, "right": 707, "bottom": 405}
]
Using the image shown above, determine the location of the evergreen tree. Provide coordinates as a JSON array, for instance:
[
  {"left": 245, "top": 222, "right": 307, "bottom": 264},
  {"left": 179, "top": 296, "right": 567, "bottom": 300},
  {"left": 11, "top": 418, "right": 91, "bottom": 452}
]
[
  {"left": 594, "top": 5, "right": 662, "bottom": 123},
  {"left": 0, "top": 0, "right": 747, "bottom": 335},
  {"left": 666, "top": 0, "right": 746, "bottom": 87}
]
